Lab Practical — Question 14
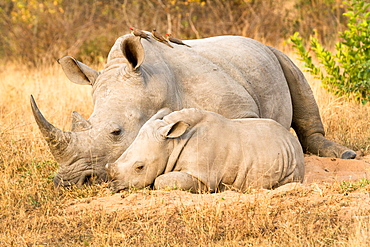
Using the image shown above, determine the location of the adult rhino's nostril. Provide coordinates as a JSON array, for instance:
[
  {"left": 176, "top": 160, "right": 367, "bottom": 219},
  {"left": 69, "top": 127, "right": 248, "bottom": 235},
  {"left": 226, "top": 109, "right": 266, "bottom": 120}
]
[
  {"left": 53, "top": 175, "right": 75, "bottom": 187},
  {"left": 77, "top": 170, "right": 95, "bottom": 187},
  {"left": 84, "top": 174, "right": 97, "bottom": 186}
]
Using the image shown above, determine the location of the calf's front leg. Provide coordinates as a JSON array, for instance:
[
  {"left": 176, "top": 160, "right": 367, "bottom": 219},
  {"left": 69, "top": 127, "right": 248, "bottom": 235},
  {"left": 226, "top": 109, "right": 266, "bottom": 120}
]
[{"left": 154, "top": 171, "right": 207, "bottom": 193}]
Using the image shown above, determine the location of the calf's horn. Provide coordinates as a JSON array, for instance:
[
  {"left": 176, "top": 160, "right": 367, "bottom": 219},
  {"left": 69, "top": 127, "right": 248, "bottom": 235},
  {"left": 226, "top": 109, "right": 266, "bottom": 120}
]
[{"left": 30, "top": 95, "right": 73, "bottom": 161}]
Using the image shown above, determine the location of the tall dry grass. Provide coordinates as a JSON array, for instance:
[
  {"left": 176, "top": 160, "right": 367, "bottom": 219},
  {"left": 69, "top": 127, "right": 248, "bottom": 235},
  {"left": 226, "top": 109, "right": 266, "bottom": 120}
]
[
  {"left": 1, "top": 0, "right": 347, "bottom": 66},
  {"left": 0, "top": 50, "right": 369, "bottom": 245}
]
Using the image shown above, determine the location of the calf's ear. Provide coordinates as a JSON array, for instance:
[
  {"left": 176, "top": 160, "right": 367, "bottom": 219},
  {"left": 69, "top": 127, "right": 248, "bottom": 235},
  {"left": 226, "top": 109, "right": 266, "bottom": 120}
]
[{"left": 159, "top": 121, "right": 189, "bottom": 138}]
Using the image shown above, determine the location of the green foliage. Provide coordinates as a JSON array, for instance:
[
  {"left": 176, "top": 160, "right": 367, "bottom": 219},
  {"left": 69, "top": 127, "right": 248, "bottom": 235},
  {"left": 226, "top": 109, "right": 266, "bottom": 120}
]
[
  {"left": 339, "top": 178, "right": 370, "bottom": 193},
  {"left": 290, "top": 0, "right": 370, "bottom": 104}
]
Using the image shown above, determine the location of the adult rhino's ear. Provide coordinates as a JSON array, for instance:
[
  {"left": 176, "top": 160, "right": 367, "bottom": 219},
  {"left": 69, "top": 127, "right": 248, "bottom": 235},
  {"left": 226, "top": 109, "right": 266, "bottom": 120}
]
[
  {"left": 58, "top": 56, "right": 99, "bottom": 86},
  {"left": 159, "top": 121, "right": 189, "bottom": 139},
  {"left": 121, "top": 36, "right": 145, "bottom": 72}
]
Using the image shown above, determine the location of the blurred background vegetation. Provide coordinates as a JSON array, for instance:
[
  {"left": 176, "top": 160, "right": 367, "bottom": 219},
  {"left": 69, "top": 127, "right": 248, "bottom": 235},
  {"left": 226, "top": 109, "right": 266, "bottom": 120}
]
[{"left": 0, "top": 0, "right": 350, "bottom": 66}]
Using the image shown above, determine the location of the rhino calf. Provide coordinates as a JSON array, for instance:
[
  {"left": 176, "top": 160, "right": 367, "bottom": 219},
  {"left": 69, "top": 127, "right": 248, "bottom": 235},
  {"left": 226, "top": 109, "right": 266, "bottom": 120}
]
[{"left": 106, "top": 108, "right": 305, "bottom": 193}]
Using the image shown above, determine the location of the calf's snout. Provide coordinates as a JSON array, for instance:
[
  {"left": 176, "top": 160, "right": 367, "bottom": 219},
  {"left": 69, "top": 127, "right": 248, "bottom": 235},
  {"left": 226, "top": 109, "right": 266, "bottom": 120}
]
[{"left": 105, "top": 163, "right": 117, "bottom": 179}]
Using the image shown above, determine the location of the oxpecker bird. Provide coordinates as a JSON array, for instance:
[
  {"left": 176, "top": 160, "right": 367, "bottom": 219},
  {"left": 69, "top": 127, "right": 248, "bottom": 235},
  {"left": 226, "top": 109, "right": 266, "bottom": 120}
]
[
  {"left": 166, "top": 34, "right": 191, "bottom": 47},
  {"left": 130, "top": 28, "right": 150, "bottom": 40},
  {"left": 152, "top": 29, "right": 173, "bottom": 48}
]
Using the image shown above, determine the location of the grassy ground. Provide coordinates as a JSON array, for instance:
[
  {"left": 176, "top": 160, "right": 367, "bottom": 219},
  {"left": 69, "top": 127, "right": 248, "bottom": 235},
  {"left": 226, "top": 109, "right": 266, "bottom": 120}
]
[{"left": 0, "top": 52, "right": 370, "bottom": 246}]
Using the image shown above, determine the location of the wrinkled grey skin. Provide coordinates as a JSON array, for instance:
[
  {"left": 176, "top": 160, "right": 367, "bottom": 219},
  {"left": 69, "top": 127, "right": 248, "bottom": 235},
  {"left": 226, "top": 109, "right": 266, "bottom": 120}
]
[
  {"left": 31, "top": 32, "right": 356, "bottom": 186},
  {"left": 106, "top": 108, "right": 305, "bottom": 193}
]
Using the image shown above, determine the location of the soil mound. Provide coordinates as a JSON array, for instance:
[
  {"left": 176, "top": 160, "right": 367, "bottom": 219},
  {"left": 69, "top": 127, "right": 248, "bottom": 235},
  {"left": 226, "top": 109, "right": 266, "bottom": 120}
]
[{"left": 66, "top": 155, "right": 370, "bottom": 213}]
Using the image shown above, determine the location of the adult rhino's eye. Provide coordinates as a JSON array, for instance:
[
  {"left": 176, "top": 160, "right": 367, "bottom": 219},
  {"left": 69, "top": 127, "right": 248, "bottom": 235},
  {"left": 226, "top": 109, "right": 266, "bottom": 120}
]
[
  {"left": 109, "top": 124, "right": 124, "bottom": 142},
  {"left": 111, "top": 129, "right": 122, "bottom": 136}
]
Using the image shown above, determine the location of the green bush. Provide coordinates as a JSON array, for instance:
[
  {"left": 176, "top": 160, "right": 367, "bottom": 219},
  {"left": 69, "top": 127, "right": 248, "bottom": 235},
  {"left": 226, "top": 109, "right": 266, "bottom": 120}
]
[{"left": 290, "top": 0, "right": 370, "bottom": 104}]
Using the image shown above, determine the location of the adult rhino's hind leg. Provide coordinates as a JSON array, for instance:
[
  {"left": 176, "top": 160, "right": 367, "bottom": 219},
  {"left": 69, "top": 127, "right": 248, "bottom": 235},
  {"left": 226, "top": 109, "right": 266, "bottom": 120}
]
[
  {"left": 154, "top": 171, "right": 207, "bottom": 193},
  {"left": 268, "top": 47, "right": 356, "bottom": 159}
]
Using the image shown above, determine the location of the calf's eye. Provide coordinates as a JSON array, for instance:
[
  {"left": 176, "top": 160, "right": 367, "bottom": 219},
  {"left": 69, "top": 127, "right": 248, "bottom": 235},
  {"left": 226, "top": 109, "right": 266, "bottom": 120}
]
[
  {"left": 134, "top": 162, "right": 145, "bottom": 172},
  {"left": 136, "top": 166, "right": 144, "bottom": 171}
]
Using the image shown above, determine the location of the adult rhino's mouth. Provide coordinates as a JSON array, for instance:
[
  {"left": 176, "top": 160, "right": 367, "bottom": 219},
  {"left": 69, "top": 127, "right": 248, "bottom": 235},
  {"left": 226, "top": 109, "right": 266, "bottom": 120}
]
[
  {"left": 54, "top": 170, "right": 105, "bottom": 187},
  {"left": 32, "top": 95, "right": 110, "bottom": 187}
]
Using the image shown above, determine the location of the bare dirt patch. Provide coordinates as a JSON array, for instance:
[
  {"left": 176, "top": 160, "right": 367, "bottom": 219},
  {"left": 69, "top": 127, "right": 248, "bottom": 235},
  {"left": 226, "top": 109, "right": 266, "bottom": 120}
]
[{"left": 304, "top": 154, "right": 370, "bottom": 183}]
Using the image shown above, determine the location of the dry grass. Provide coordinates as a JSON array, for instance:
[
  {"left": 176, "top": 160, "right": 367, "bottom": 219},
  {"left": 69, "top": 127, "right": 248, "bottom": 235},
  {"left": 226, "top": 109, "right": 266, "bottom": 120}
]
[
  {"left": 1, "top": 0, "right": 347, "bottom": 65},
  {"left": 0, "top": 51, "right": 370, "bottom": 246}
]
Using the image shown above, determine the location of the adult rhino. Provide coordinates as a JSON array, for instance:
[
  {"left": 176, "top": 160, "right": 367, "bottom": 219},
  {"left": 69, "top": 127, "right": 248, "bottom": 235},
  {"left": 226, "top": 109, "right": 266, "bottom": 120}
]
[
  {"left": 106, "top": 108, "right": 305, "bottom": 193},
  {"left": 31, "top": 32, "right": 356, "bottom": 186}
]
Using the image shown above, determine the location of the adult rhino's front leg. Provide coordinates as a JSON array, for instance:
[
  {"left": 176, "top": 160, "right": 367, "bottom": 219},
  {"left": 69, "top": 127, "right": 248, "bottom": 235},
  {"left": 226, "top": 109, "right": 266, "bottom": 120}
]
[
  {"left": 154, "top": 171, "right": 208, "bottom": 193},
  {"left": 268, "top": 47, "right": 356, "bottom": 159}
]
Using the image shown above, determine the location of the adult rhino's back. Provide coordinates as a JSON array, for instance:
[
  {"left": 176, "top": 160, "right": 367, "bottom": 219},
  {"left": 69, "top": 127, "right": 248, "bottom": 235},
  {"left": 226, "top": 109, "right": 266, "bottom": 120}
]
[{"left": 141, "top": 36, "right": 293, "bottom": 128}]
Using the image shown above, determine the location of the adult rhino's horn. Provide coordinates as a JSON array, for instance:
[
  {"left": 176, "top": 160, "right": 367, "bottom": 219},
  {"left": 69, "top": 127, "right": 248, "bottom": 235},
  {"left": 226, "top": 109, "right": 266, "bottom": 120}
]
[{"left": 30, "top": 95, "right": 73, "bottom": 161}]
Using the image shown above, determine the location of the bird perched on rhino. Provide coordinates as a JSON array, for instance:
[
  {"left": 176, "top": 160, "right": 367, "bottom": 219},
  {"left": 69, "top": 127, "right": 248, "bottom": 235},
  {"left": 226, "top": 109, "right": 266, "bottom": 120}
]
[
  {"left": 166, "top": 33, "right": 191, "bottom": 47},
  {"left": 152, "top": 29, "right": 173, "bottom": 48},
  {"left": 129, "top": 28, "right": 150, "bottom": 40}
]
